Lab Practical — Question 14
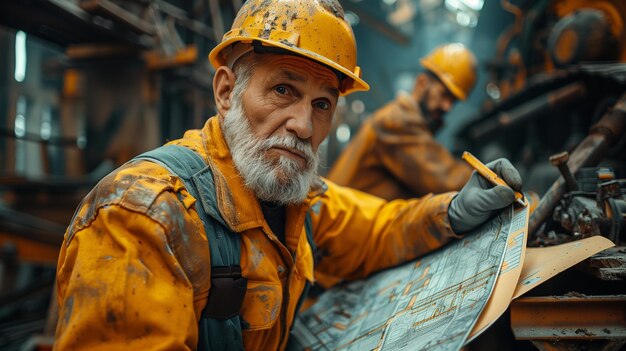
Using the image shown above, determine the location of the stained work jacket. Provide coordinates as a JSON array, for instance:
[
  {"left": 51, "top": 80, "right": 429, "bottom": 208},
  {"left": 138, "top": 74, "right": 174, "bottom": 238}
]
[
  {"left": 328, "top": 93, "right": 472, "bottom": 200},
  {"left": 54, "top": 116, "right": 459, "bottom": 350}
]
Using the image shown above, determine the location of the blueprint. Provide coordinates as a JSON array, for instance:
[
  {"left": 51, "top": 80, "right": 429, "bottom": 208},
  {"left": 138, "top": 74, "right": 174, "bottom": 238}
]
[{"left": 289, "top": 204, "right": 529, "bottom": 351}]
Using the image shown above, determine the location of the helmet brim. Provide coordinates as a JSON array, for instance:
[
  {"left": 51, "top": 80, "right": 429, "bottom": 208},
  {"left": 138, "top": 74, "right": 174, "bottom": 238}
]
[{"left": 210, "top": 38, "right": 370, "bottom": 96}]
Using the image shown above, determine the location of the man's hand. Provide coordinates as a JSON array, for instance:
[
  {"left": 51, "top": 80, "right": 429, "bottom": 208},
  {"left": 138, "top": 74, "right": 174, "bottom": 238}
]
[{"left": 448, "top": 158, "right": 522, "bottom": 233}]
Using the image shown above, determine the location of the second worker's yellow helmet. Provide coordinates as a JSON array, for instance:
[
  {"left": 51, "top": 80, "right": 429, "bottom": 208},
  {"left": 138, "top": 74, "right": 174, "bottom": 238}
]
[
  {"left": 209, "top": 0, "right": 369, "bottom": 96},
  {"left": 420, "top": 43, "right": 477, "bottom": 100}
]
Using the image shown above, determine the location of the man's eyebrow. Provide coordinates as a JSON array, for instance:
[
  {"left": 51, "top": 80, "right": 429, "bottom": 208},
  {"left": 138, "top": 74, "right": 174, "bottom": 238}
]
[
  {"left": 279, "top": 70, "right": 305, "bottom": 82},
  {"left": 325, "top": 86, "right": 340, "bottom": 98},
  {"left": 278, "top": 69, "right": 340, "bottom": 98}
]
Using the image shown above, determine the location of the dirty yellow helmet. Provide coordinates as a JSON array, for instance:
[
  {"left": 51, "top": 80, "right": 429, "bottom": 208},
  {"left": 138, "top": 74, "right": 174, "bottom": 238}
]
[
  {"left": 420, "top": 43, "right": 477, "bottom": 100},
  {"left": 209, "top": 0, "right": 369, "bottom": 96}
]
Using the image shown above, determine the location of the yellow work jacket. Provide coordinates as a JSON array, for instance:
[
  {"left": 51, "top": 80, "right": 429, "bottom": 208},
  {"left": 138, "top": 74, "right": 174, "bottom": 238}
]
[
  {"left": 328, "top": 93, "right": 472, "bottom": 200},
  {"left": 55, "top": 116, "right": 459, "bottom": 350}
]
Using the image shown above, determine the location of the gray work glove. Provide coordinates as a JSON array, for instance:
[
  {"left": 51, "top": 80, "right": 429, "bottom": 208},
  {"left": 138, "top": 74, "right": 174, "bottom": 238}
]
[{"left": 448, "top": 158, "right": 522, "bottom": 233}]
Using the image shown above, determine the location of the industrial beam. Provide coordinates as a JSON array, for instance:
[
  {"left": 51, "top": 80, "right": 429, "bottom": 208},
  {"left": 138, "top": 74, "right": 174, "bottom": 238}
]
[{"left": 511, "top": 295, "right": 626, "bottom": 351}]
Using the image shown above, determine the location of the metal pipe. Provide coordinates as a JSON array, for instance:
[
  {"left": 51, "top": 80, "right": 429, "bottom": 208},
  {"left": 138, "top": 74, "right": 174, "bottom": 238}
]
[
  {"left": 341, "top": 2, "right": 410, "bottom": 45},
  {"left": 549, "top": 151, "right": 578, "bottom": 191},
  {"left": 0, "top": 128, "right": 79, "bottom": 147},
  {"left": 470, "top": 82, "right": 587, "bottom": 140},
  {"left": 528, "top": 92, "right": 626, "bottom": 236},
  {"left": 510, "top": 295, "right": 626, "bottom": 341},
  {"left": 208, "top": 0, "right": 225, "bottom": 44}
]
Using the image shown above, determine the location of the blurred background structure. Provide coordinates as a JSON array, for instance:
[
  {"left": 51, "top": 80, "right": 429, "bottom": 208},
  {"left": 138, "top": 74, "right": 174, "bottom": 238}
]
[{"left": 0, "top": 0, "right": 625, "bottom": 350}]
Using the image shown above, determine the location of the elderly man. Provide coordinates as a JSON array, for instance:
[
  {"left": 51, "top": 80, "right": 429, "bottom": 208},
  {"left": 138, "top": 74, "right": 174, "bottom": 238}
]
[
  {"left": 328, "top": 43, "right": 477, "bottom": 200},
  {"left": 53, "top": 1, "right": 521, "bottom": 350}
]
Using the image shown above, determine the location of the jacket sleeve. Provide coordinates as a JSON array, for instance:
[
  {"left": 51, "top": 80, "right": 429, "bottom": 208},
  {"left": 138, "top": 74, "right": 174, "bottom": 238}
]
[
  {"left": 373, "top": 109, "right": 472, "bottom": 195},
  {"left": 55, "top": 166, "right": 210, "bottom": 350},
  {"left": 311, "top": 180, "right": 460, "bottom": 285}
]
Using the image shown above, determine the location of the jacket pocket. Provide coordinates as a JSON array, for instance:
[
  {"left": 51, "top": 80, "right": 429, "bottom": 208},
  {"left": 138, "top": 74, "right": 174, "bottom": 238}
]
[{"left": 240, "top": 280, "right": 282, "bottom": 331}]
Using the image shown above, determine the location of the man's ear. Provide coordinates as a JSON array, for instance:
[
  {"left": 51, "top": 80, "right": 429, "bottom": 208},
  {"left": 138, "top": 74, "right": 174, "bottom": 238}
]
[
  {"left": 213, "top": 66, "right": 236, "bottom": 117},
  {"left": 415, "top": 73, "right": 429, "bottom": 89}
]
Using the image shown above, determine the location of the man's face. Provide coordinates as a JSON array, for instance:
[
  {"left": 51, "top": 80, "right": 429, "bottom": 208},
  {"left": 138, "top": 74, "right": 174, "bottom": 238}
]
[
  {"left": 418, "top": 77, "right": 456, "bottom": 132},
  {"left": 221, "top": 54, "right": 340, "bottom": 205}
]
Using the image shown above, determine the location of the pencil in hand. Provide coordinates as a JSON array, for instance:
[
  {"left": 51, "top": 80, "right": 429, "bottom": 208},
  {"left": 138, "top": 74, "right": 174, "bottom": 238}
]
[{"left": 461, "top": 151, "right": 525, "bottom": 206}]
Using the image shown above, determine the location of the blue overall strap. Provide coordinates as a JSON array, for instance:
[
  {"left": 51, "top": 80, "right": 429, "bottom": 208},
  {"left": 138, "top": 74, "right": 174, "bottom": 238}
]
[{"left": 133, "top": 144, "right": 245, "bottom": 351}]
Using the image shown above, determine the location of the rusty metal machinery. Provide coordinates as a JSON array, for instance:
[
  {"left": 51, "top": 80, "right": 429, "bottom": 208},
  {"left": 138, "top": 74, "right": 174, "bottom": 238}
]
[
  {"left": 503, "top": 93, "right": 626, "bottom": 351},
  {"left": 483, "top": 0, "right": 626, "bottom": 103},
  {"left": 548, "top": 9, "right": 620, "bottom": 68},
  {"left": 551, "top": 168, "right": 625, "bottom": 243},
  {"left": 532, "top": 165, "right": 626, "bottom": 246},
  {"left": 528, "top": 93, "right": 626, "bottom": 241},
  {"left": 460, "top": 2, "right": 626, "bottom": 350},
  {"left": 459, "top": 1, "right": 626, "bottom": 186},
  {"left": 465, "top": 91, "right": 626, "bottom": 351}
]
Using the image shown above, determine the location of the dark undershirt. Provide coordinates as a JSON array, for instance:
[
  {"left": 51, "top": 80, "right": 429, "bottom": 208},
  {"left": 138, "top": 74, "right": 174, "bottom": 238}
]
[{"left": 260, "top": 201, "right": 286, "bottom": 246}]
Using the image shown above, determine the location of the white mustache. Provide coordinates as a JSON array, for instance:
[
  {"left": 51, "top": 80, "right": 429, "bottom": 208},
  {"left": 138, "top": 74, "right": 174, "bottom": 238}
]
[{"left": 261, "top": 135, "right": 315, "bottom": 167}]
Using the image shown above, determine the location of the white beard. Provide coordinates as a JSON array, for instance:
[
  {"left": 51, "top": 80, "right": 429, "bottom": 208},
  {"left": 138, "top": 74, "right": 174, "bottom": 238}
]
[{"left": 221, "top": 95, "right": 319, "bottom": 205}]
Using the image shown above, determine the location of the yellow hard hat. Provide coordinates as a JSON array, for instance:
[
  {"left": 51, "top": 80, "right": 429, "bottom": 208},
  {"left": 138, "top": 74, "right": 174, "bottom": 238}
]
[
  {"left": 420, "top": 43, "right": 477, "bottom": 100},
  {"left": 209, "top": 0, "right": 369, "bottom": 96}
]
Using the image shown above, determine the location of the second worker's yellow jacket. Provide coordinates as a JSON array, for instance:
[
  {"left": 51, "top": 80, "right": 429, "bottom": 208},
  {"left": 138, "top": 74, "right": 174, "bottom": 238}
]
[
  {"left": 55, "top": 116, "right": 459, "bottom": 350},
  {"left": 328, "top": 93, "right": 472, "bottom": 200}
]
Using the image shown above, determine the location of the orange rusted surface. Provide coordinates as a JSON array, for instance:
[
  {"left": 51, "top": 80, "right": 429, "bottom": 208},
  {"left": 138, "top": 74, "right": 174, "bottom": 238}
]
[{"left": 511, "top": 295, "right": 626, "bottom": 341}]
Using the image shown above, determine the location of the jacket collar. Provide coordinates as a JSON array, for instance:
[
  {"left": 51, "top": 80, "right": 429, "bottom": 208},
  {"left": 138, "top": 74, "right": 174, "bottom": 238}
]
[
  {"left": 396, "top": 91, "right": 420, "bottom": 112},
  {"left": 396, "top": 92, "right": 429, "bottom": 128}
]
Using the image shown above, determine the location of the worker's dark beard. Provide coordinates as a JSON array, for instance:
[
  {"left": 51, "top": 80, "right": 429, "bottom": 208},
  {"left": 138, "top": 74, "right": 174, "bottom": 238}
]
[
  {"left": 419, "top": 88, "right": 445, "bottom": 133},
  {"left": 221, "top": 93, "right": 319, "bottom": 205}
]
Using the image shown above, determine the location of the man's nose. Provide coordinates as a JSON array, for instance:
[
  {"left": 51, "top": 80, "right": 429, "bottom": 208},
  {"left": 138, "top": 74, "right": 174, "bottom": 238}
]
[
  {"left": 441, "top": 97, "right": 454, "bottom": 113},
  {"left": 285, "top": 101, "right": 314, "bottom": 140}
]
